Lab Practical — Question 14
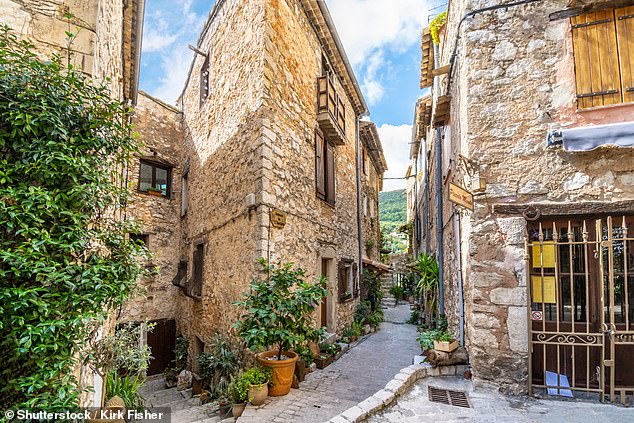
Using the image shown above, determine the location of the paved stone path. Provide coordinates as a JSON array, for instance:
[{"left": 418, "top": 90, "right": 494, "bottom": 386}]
[
  {"left": 237, "top": 304, "right": 420, "bottom": 423},
  {"left": 367, "top": 376, "right": 633, "bottom": 422}
]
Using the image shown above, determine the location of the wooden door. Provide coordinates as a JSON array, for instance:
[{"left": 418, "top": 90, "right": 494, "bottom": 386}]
[{"left": 146, "top": 319, "right": 176, "bottom": 376}]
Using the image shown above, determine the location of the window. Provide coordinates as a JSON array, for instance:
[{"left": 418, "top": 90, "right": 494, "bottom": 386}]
[
  {"left": 572, "top": 7, "right": 634, "bottom": 109},
  {"left": 181, "top": 172, "right": 189, "bottom": 217},
  {"left": 370, "top": 200, "right": 375, "bottom": 219},
  {"left": 200, "top": 55, "right": 210, "bottom": 105},
  {"left": 362, "top": 148, "right": 369, "bottom": 175},
  {"left": 188, "top": 243, "right": 204, "bottom": 299},
  {"left": 139, "top": 160, "right": 172, "bottom": 198},
  {"left": 338, "top": 259, "right": 358, "bottom": 302},
  {"left": 173, "top": 259, "right": 188, "bottom": 288},
  {"left": 363, "top": 194, "right": 368, "bottom": 217},
  {"left": 315, "top": 129, "right": 336, "bottom": 205}
]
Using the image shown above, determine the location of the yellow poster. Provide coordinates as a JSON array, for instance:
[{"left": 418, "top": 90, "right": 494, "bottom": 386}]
[
  {"left": 532, "top": 241, "right": 556, "bottom": 268},
  {"left": 532, "top": 276, "right": 557, "bottom": 304}
]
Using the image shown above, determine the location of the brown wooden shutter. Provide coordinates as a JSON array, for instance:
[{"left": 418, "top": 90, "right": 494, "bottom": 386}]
[
  {"left": 353, "top": 262, "right": 359, "bottom": 298},
  {"left": 191, "top": 244, "right": 204, "bottom": 298},
  {"left": 338, "top": 261, "right": 347, "bottom": 302},
  {"left": 315, "top": 129, "right": 326, "bottom": 198},
  {"left": 326, "top": 142, "right": 335, "bottom": 205},
  {"left": 571, "top": 11, "right": 621, "bottom": 109},
  {"left": 616, "top": 6, "right": 634, "bottom": 104}
]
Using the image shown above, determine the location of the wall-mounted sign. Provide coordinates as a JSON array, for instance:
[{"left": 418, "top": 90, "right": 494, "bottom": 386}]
[
  {"left": 532, "top": 241, "right": 556, "bottom": 268},
  {"left": 270, "top": 209, "right": 287, "bottom": 229},
  {"left": 531, "top": 310, "right": 543, "bottom": 321},
  {"left": 531, "top": 276, "right": 557, "bottom": 304},
  {"left": 449, "top": 183, "right": 474, "bottom": 211}
]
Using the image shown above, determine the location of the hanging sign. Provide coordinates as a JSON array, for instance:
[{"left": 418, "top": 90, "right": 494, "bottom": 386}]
[
  {"left": 531, "top": 276, "right": 557, "bottom": 304},
  {"left": 449, "top": 183, "right": 474, "bottom": 211},
  {"left": 532, "top": 241, "right": 556, "bottom": 268},
  {"left": 531, "top": 311, "right": 543, "bottom": 321},
  {"left": 270, "top": 209, "right": 287, "bottom": 229}
]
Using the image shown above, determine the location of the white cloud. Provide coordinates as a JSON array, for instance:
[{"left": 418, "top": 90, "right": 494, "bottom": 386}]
[
  {"left": 142, "top": 29, "right": 178, "bottom": 52},
  {"left": 152, "top": 48, "right": 194, "bottom": 103},
  {"left": 377, "top": 123, "right": 412, "bottom": 192}
]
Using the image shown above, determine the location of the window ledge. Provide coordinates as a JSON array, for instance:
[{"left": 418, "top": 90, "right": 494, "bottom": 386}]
[{"left": 576, "top": 101, "right": 634, "bottom": 114}]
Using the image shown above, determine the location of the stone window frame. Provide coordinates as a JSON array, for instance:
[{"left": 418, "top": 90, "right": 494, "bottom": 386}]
[
  {"left": 315, "top": 128, "right": 336, "bottom": 206},
  {"left": 138, "top": 159, "right": 173, "bottom": 198},
  {"left": 338, "top": 259, "right": 359, "bottom": 303}
]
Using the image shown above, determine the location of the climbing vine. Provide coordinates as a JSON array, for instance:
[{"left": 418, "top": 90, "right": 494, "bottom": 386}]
[
  {"left": 0, "top": 26, "right": 145, "bottom": 410},
  {"left": 430, "top": 11, "right": 447, "bottom": 44}
]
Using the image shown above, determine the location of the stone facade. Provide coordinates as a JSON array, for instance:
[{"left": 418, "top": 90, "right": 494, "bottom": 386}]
[{"left": 410, "top": 0, "right": 634, "bottom": 394}]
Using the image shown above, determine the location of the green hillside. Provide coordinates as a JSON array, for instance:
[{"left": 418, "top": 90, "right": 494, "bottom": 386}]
[{"left": 379, "top": 189, "right": 407, "bottom": 234}]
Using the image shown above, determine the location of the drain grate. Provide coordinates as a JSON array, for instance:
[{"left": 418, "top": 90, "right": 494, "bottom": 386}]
[{"left": 428, "top": 386, "right": 471, "bottom": 408}]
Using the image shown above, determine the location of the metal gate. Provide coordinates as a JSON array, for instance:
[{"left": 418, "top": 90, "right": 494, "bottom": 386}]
[{"left": 527, "top": 216, "right": 634, "bottom": 404}]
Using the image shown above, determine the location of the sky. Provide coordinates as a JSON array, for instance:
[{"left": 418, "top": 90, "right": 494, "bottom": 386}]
[{"left": 139, "top": 0, "right": 443, "bottom": 192}]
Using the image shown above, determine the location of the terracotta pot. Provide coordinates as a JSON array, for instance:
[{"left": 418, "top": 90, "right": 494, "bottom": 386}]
[
  {"left": 256, "top": 350, "right": 298, "bottom": 396},
  {"left": 248, "top": 383, "right": 268, "bottom": 405},
  {"left": 232, "top": 403, "right": 247, "bottom": 418}
]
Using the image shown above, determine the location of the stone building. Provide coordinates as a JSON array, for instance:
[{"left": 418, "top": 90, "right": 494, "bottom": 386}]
[{"left": 410, "top": 0, "right": 634, "bottom": 401}]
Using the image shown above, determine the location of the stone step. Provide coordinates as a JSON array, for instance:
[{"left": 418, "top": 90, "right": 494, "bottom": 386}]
[{"left": 143, "top": 387, "right": 189, "bottom": 408}]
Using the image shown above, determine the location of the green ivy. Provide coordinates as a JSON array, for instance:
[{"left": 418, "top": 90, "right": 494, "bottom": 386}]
[
  {"left": 430, "top": 11, "right": 448, "bottom": 44},
  {"left": 0, "top": 26, "right": 144, "bottom": 410}
]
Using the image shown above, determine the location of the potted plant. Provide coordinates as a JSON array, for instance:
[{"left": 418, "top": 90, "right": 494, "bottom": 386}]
[
  {"left": 234, "top": 260, "right": 327, "bottom": 396},
  {"left": 229, "top": 375, "right": 249, "bottom": 417},
  {"left": 433, "top": 331, "right": 458, "bottom": 353},
  {"left": 241, "top": 367, "right": 272, "bottom": 405}
]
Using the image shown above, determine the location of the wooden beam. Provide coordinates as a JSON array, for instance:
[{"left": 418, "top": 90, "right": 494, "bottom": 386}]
[
  {"left": 431, "top": 65, "right": 450, "bottom": 77},
  {"left": 492, "top": 201, "right": 634, "bottom": 217},
  {"left": 550, "top": 1, "right": 634, "bottom": 21}
]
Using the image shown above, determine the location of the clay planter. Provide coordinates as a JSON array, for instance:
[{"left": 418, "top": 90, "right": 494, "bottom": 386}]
[
  {"left": 434, "top": 339, "right": 458, "bottom": 353},
  {"left": 314, "top": 354, "right": 334, "bottom": 369},
  {"left": 256, "top": 350, "right": 298, "bottom": 396},
  {"left": 232, "top": 403, "right": 247, "bottom": 418},
  {"left": 248, "top": 383, "right": 268, "bottom": 405}
]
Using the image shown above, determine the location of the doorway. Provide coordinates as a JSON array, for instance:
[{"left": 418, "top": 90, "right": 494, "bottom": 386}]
[
  {"left": 528, "top": 215, "right": 634, "bottom": 403},
  {"left": 146, "top": 319, "right": 176, "bottom": 376}
]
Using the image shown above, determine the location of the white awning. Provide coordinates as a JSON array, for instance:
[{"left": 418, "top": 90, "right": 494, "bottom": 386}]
[{"left": 560, "top": 121, "right": 634, "bottom": 152}]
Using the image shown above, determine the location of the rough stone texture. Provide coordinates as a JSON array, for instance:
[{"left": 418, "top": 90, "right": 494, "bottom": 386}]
[
  {"left": 120, "top": 92, "right": 184, "bottom": 324},
  {"left": 410, "top": 0, "right": 634, "bottom": 395}
]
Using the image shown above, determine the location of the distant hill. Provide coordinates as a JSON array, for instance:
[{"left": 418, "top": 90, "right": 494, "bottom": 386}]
[{"left": 379, "top": 189, "right": 406, "bottom": 234}]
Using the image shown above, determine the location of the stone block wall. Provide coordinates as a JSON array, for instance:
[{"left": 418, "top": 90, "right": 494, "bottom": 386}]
[
  {"left": 119, "top": 92, "right": 184, "bottom": 324},
  {"left": 429, "top": 0, "right": 634, "bottom": 393},
  {"left": 361, "top": 158, "right": 382, "bottom": 262}
]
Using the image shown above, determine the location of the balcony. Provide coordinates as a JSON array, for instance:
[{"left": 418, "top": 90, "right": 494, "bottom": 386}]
[{"left": 317, "top": 75, "right": 346, "bottom": 145}]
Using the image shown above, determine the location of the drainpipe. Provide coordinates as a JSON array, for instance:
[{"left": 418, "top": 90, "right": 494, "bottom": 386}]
[
  {"left": 454, "top": 205, "right": 464, "bottom": 346},
  {"left": 356, "top": 115, "right": 368, "bottom": 282},
  {"left": 433, "top": 42, "right": 445, "bottom": 317}
]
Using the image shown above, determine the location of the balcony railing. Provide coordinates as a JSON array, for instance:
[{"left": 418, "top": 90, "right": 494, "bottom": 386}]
[{"left": 317, "top": 75, "right": 346, "bottom": 145}]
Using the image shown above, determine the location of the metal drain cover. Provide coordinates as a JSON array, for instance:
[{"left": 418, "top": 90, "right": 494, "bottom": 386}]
[{"left": 428, "top": 386, "right": 471, "bottom": 408}]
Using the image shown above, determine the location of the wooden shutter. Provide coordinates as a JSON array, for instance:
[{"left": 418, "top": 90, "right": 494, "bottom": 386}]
[
  {"left": 353, "top": 262, "right": 359, "bottom": 298},
  {"left": 616, "top": 6, "right": 634, "bottom": 103},
  {"left": 315, "top": 129, "right": 326, "bottom": 198},
  {"left": 191, "top": 244, "right": 204, "bottom": 298},
  {"left": 338, "top": 261, "right": 347, "bottom": 302},
  {"left": 326, "top": 142, "right": 335, "bottom": 205},
  {"left": 571, "top": 11, "right": 621, "bottom": 108}
]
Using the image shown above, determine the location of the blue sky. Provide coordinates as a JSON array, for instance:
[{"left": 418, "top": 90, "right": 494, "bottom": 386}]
[{"left": 139, "top": 0, "right": 442, "bottom": 191}]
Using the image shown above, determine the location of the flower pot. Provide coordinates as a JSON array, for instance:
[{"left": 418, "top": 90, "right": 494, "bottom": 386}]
[
  {"left": 256, "top": 350, "right": 298, "bottom": 396},
  {"left": 314, "top": 354, "right": 333, "bottom": 369},
  {"left": 434, "top": 340, "right": 458, "bottom": 353},
  {"left": 248, "top": 383, "right": 268, "bottom": 405},
  {"left": 232, "top": 403, "right": 247, "bottom": 418}
]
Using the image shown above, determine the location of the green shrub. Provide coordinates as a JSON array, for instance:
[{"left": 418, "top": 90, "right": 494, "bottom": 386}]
[
  {"left": 197, "top": 333, "right": 243, "bottom": 399},
  {"left": 241, "top": 367, "right": 272, "bottom": 386},
  {"left": 105, "top": 371, "right": 145, "bottom": 409},
  {"left": 407, "top": 310, "right": 421, "bottom": 325},
  {"left": 430, "top": 11, "right": 447, "bottom": 44},
  {"left": 389, "top": 285, "right": 404, "bottom": 304},
  {"left": 354, "top": 301, "right": 371, "bottom": 324},
  {"left": 0, "top": 26, "right": 145, "bottom": 410},
  {"left": 416, "top": 329, "right": 455, "bottom": 351},
  {"left": 369, "top": 309, "right": 383, "bottom": 328},
  {"left": 234, "top": 260, "right": 328, "bottom": 360},
  {"left": 174, "top": 336, "right": 189, "bottom": 371}
]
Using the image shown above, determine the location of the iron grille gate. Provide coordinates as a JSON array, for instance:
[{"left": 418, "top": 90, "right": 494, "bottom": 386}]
[{"left": 526, "top": 216, "right": 634, "bottom": 404}]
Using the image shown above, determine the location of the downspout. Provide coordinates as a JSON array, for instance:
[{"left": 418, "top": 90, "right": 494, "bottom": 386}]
[
  {"left": 433, "top": 42, "right": 444, "bottom": 317},
  {"left": 454, "top": 205, "right": 464, "bottom": 346},
  {"left": 356, "top": 115, "right": 368, "bottom": 282}
]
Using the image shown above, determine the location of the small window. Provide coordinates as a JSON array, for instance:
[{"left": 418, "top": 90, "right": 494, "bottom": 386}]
[
  {"left": 200, "top": 55, "right": 210, "bottom": 105},
  {"left": 138, "top": 160, "right": 172, "bottom": 198},
  {"left": 370, "top": 200, "right": 375, "bottom": 219},
  {"left": 362, "top": 148, "right": 369, "bottom": 175},
  {"left": 188, "top": 243, "right": 204, "bottom": 299},
  {"left": 130, "top": 233, "right": 149, "bottom": 247},
  {"left": 181, "top": 172, "right": 189, "bottom": 217},
  {"left": 338, "top": 260, "right": 358, "bottom": 302}
]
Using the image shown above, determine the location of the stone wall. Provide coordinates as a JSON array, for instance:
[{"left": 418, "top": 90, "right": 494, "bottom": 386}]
[
  {"left": 361, "top": 151, "right": 382, "bottom": 262},
  {"left": 119, "top": 92, "right": 184, "bottom": 324},
  {"left": 424, "top": 0, "right": 634, "bottom": 394}
]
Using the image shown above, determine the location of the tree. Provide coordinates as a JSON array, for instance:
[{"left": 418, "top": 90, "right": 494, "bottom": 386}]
[{"left": 0, "top": 27, "right": 145, "bottom": 410}]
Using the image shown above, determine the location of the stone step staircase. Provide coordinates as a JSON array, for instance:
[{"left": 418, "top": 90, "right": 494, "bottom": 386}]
[
  {"left": 380, "top": 271, "right": 397, "bottom": 308},
  {"left": 139, "top": 377, "right": 228, "bottom": 423}
]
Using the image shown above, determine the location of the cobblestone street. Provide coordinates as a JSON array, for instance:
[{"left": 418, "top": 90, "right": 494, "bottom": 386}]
[
  {"left": 237, "top": 304, "right": 419, "bottom": 423},
  {"left": 367, "top": 376, "right": 633, "bottom": 423}
]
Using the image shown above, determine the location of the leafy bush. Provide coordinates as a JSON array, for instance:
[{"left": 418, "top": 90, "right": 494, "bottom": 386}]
[
  {"left": 369, "top": 309, "right": 383, "bottom": 328},
  {"left": 234, "top": 260, "right": 328, "bottom": 360},
  {"left": 362, "top": 269, "right": 383, "bottom": 310},
  {"left": 430, "top": 11, "right": 448, "bottom": 44},
  {"left": 351, "top": 320, "right": 364, "bottom": 337},
  {"left": 229, "top": 376, "right": 249, "bottom": 404},
  {"left": 105, "top": 371, "right": 144, "bottom": 409},
  {"left": 197, "top": 333, "right": 244, "bottom": 399},
  {"left": 407, "top": 310, "right": 421, "bottom": 325},
  {"left": 319, "top": 343, "right": 339, "bottom": 356},
  {"left": 354, "top": 301, "right": 372, "bottom": 325},
  {"left": 0, "top": 27, "right": 145, "bottom": 410},
  {"left": 416, "top": 329, "right": 455, "bottom": 351},
  {"left": 389, "top": 285, "right": 404, "bottom": 304},
  {"left": 241, "top": 367, "right": 272, "bottom": 386},
  {"left": 412, "top": 253, "right": 440, "bottom": 325},
  {"left": 174, "top": 336, "right": 189, "bottom": 371}
]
